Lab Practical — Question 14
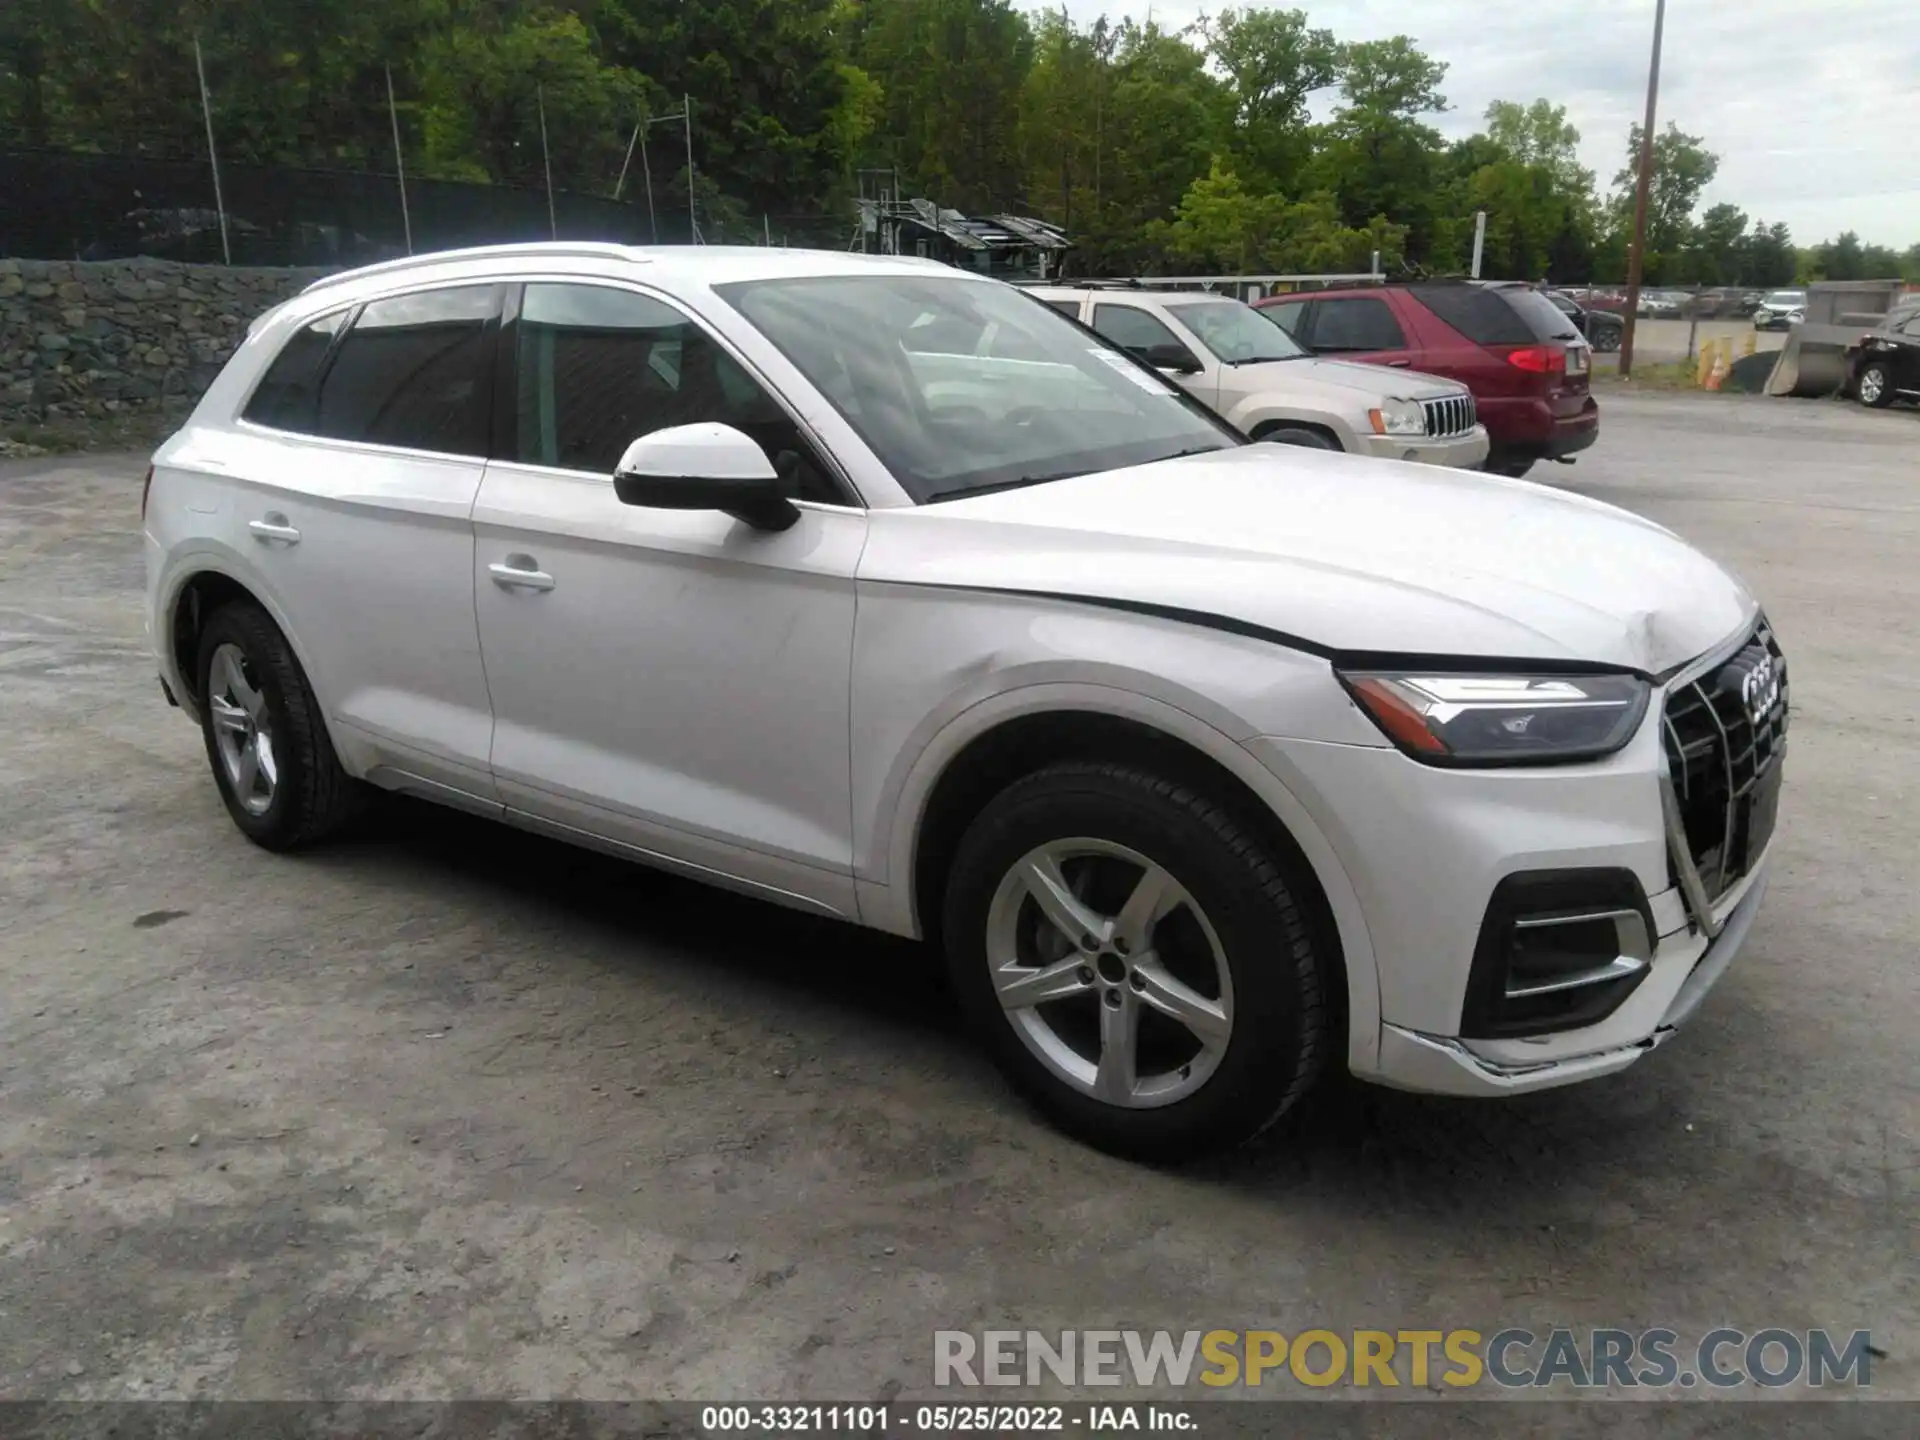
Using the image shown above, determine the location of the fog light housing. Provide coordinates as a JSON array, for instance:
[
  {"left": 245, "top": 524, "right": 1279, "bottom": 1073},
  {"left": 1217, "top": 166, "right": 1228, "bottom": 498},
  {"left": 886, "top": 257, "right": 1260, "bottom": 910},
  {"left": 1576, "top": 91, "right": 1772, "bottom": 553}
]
[{"left": 1460, "top": 869, "right": 1655, "bottom": 1038}]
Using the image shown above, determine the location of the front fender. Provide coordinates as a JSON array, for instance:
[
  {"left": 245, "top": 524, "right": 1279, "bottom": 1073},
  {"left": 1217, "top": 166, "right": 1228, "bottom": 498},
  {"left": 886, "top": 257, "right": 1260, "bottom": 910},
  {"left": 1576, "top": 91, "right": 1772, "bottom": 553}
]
[
  {"left": 854, "top": 677, "right": 1385, "bottom": 1077},
  {"left": 1227, "top": 401, "right": 1365, "bottom": 451}
]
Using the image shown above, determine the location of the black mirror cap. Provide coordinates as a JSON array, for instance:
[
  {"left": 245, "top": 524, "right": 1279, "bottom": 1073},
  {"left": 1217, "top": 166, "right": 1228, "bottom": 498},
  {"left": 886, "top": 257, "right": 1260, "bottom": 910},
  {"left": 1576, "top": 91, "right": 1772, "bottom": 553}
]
[{"left": 613, "top": 469, "right": 800, "bottom": 532}]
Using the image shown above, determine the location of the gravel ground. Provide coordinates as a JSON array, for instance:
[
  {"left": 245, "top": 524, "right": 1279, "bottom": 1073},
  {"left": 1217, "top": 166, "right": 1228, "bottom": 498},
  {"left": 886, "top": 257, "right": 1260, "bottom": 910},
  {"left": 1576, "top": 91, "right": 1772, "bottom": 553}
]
[{"left": 0, "top": 392, "right": 1913, "bottom": 1423}]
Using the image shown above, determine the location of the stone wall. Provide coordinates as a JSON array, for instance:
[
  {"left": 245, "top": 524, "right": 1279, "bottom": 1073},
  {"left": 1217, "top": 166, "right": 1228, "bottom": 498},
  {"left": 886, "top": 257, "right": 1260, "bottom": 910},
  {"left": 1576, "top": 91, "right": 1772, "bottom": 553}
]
[{"left": 0, "top": 258, "right": 335, "bottom": 425}]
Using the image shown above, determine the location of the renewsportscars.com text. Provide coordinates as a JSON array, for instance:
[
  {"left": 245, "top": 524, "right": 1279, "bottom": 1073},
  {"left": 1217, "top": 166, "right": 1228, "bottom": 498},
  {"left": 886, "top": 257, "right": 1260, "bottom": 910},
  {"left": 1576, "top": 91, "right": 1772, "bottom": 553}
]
[{"left": 934, "top": 1327, "right": 1876, "bottom": 1391}]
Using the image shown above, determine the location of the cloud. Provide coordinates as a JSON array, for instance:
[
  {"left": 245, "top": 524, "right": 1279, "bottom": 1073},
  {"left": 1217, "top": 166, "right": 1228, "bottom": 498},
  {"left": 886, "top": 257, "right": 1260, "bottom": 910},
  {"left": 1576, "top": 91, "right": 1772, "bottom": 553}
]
[{"left": 1037, "top": 0, "right": 1919, "bottom": 246}]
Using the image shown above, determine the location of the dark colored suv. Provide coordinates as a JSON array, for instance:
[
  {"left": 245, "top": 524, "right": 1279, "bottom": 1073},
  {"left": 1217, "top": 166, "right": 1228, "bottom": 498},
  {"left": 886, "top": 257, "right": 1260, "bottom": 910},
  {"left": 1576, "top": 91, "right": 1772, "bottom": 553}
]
[{"left": 1257, "top": 282, "right": 1598, "bottom": 477}]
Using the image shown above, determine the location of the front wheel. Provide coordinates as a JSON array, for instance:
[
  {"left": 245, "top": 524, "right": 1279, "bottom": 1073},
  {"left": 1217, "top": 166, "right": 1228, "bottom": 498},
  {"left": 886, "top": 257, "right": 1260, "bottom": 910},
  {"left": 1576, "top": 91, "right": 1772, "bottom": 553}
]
[
  {"left": 942, "top": 762, "right": 1331, "bottom": 1161},
  {"left": 196, "top": 600, "right": 365, "bottom": 850},
  {"left": 1856, "top": 361, "right": 1895, "bottom": 408},
  {"left": 1592, "top": 327, "right": 1621, "bottom": 353},
  {"left": 1255, "top": 425, "right": 1339, "bottom": 451}
]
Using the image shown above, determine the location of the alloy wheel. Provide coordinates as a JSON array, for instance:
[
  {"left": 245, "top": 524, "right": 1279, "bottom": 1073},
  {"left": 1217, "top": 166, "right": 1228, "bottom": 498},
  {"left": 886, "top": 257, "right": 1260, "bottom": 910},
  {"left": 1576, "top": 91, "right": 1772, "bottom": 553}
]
[
  {"left": 207, "top": 642, "right": 278, "bottom": 816},
  {"left": 1858, "top": 368, "right": 1885, "bottom": 405},
  {"left": 984, "top": 838, "right": 1233, "bottom": 1109}
]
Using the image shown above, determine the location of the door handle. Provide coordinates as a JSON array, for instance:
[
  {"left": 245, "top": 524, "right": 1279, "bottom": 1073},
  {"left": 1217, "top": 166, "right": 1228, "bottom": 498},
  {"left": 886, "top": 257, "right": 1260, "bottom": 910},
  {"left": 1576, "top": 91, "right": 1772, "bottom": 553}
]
[
  {"left": 1386, "top": 359, "right": 1413, "bottom": 367},
  {"left": 248, "top": 515, "right": 301, "bottom": 544},
  {"left": 489, "top": 558, "right": 555, "bottom": 593}
]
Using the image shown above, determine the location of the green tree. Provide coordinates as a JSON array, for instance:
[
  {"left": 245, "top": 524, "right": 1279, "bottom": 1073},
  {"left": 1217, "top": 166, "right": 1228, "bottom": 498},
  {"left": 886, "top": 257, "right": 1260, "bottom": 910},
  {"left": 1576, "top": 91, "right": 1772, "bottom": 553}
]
[
  {"left": 856, "top": 0, "right": 1032, "bottom": 212},
  {"left": 1197, "top": 7, "right": 1338, "bottom": 190},
  {"left": 1307, "top": 36, "right": 1448, "bottom": 264},
  {"left": 416, "top": 8, "right": 647, "bottom": 190},
  {"left": 1607, "top": 120, "right": 1718, "bottom": 281}
]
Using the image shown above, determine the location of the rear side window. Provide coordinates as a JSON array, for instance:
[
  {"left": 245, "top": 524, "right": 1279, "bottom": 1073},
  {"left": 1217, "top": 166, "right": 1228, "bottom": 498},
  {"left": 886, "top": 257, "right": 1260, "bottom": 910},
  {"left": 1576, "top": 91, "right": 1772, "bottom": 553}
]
[
  {"left": 1415, "top": 286, "right": 1569, "bottom": 345},
  {"left": 1044, "top": 298, "right": 1082, "bottom": 318},
  {"left": 313, "top": 286, "right": 499, "bottom": 456},
  {"left": 242, "top": 312, "right": 347, "bottom": 431},
  {"left": 1308, "top": 297, "right": 1406, "bottom": 352}
]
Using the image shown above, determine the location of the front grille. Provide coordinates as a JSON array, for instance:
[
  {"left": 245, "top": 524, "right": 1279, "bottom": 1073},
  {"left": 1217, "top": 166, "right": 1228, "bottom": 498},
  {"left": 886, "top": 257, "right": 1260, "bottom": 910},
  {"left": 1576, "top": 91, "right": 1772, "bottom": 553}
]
[
  {"left": 1661, "top": 621, "right": 1789, "bottom": 901},
  {"left": 1420, "top": 392, "right": 1477, "bottom": 438}
]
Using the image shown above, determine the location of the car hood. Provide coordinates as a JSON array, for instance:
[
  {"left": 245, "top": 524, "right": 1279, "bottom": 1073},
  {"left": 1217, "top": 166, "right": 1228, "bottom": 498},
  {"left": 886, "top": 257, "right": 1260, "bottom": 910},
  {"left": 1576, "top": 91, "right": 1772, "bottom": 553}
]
[
  {"left": 863, "top": 445, "right": 1755, "bottom": 674},
  {"left": 1226, "top": 356, "right": 1464, "bottom": 402}
]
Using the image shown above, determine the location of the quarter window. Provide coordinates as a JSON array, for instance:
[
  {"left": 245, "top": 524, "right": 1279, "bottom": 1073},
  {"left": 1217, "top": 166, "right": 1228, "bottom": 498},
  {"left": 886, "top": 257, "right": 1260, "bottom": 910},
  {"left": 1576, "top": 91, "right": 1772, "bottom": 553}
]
[
  {"left": 1308, "top": 297, "right": 1406, "bottom": 352},
  {"left": 313, "top": 286, "right": 499, "bottom": 456},
  {"left": 242, "top": 311, "right": 348, "bottom": 432},
  {"left": 1262, "top": 301, "right": 1309, "bottom": 337},
  {"left": 512, "top": 283, "right": 841, "bottom": 503}
]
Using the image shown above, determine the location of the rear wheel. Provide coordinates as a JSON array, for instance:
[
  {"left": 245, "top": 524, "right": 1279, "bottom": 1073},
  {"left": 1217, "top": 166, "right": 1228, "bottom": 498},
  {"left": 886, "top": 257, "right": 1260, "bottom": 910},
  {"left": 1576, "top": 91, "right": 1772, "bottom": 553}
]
[
  {"left": 196, "top": 600, "right": 364, "bottom": 850},
  {"left": 1592, "top": 326, "right": 1621, "bottom": 353},
  {"left": 942, "top": 762, "right": 1331, "bottom": 1162},
  {"left": 1255, "top": 425, "right": 1339, "bottom": 451},
  {"left": 1856, "top": 361, "right": 1894, "bottom": 408}
]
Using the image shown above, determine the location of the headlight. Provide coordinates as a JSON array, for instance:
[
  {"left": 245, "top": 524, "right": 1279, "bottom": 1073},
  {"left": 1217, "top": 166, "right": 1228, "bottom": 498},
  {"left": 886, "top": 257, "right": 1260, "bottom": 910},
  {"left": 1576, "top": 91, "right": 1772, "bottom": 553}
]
[
  {"left": 1337, "top": 669, "right": 1650, "bottom": 765},
  {"left": 1368, "top": 398, "right": 1426, "bottom": 437}
]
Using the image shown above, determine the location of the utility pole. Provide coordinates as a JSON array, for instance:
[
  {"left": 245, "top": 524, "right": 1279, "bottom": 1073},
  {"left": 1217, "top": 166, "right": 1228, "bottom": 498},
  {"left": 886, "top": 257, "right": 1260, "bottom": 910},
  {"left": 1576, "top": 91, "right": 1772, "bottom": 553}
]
[
  {"left": 537, "top": 82, "right": 557, "bottom": 240},
  {"left": 191, "top": 37, "right": 230, "bottom": 265},
  {"left": 386, "top": 66, "right": 412, "bottom": 255},
  {"left": 1619, "top": 0, "right": 1667, "bottom": 378},
  {"left": 684, "top": 94, "right": 697, "bottom": 243},
  {"left": 1470, "top": 210, "right": 1486, "bottom": 279}
]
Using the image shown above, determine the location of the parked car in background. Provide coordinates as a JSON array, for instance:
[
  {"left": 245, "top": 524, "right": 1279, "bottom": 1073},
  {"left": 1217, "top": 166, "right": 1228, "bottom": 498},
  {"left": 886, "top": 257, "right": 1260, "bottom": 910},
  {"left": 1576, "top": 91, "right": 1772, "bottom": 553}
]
[
  {"left": 1031, "top": 285, "right": 1487, "bottom": 467},
  {"left": 1846, "top": 304, "right": 1920, "bottom": 408},
  {"left": 1691, "top": 287, "right": 1759, "bottom": 318},
  {"left": 144, "top": 242, "right": 1785, "bottom": 1161},
  {"left": 1544, "top": 288, "right": 1623, "bottom": 352},
  {"left": 1636, "top": 290, "right": 1687, "bottom": 319},
  {"left": 1256, "top": 281, "right": 1597, "bottom": 478},
  {"left": 1752, "top": 290, "right": 1807, "bottom": 330}
]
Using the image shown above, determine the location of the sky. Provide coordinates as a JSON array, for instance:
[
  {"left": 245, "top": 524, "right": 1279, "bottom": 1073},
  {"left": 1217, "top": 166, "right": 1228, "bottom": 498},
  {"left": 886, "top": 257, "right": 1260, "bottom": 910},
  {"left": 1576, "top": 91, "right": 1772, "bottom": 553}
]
[{"left": 1037, "top": 0, "right": 1920, "bottom": 249}]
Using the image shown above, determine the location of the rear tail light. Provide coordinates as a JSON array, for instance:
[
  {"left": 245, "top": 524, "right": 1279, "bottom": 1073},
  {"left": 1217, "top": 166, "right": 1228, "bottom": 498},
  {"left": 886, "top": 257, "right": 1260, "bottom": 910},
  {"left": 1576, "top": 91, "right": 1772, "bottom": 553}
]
[
  {"left": 1505, "top": 345, "right": 1566, "bottom": 375},
  {"left": 140, "top": 465, "right": 154, "bottom": 520}
]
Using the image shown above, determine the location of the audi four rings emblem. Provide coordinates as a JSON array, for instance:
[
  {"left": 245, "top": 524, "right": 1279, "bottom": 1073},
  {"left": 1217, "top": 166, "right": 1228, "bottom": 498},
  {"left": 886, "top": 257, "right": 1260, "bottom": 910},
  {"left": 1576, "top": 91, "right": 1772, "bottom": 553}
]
[{"left": 1740, "top": 653, "right": 1781, "bottom": 725}]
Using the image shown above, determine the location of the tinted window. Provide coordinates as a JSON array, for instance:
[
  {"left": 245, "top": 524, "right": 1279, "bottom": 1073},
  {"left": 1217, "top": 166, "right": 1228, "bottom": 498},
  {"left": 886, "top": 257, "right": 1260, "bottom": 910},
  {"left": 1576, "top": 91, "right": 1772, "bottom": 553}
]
[
  {"left": 1090, "top": 304, "right": 1190, "bottom": 359},
  {"left": 1262, "top": 301, "right": 1310, "bottom": 337},
  {"left": 1492, "top": 287, "right": 1582, "bottom": 341},
  {"left": 1411, "top": 286, "right": 1537, "bottom": 345},
  {"left": 513, "top": 283, "right": 841, "bottom": 503},
  {"left": 314, "top": 287, "right": 497, "bottom": 455},
  {"left": 1308, "top": 297, "right": 1406, "bottom": 352},
  {"left": 1044, "top": 298, "right": 1082, "bottom": 318},
  {"left": 242, "top": 311, "right": 347, "bottom": 431},
  {"left": 718, "top": 274, "right": 1239, "bottom": 504}
]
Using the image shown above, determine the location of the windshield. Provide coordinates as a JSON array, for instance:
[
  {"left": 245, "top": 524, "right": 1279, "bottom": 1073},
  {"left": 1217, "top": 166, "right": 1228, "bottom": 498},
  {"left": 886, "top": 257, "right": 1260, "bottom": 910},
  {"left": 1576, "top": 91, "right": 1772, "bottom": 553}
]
[
  {"left": 1165, "top": 300, "right": 1307, "bottom": 363},
  {"left": 1765, "top": 291, "right": 1805, "bottom": 304},
  {"left": 717, "top": 275, "right": 1241, "bottom": 503}
]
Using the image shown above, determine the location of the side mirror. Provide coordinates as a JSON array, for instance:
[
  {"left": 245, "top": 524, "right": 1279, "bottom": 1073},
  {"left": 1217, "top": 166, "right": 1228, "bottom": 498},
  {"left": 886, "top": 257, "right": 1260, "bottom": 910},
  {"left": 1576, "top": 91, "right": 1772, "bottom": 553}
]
[
  {"left": 1129, "top": 342, "right": 1202, "bottom": 375},
  {"left": 612, "top": 423, "right": 798, "bottom": 532}
]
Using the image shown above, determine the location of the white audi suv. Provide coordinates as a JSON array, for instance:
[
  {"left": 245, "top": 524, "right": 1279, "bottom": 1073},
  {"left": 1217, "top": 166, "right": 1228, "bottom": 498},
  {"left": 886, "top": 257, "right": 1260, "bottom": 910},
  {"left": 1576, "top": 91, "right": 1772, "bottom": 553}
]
[{"left": 144, "top": 244, "right": 1786, "bottom": 1160}]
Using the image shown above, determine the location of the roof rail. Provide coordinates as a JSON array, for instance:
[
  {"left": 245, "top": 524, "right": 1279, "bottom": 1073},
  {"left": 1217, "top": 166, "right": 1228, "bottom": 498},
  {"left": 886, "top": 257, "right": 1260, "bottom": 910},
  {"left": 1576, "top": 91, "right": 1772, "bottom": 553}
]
[{"left": 301, "top": 241, "right": 644, "bottom": 295}]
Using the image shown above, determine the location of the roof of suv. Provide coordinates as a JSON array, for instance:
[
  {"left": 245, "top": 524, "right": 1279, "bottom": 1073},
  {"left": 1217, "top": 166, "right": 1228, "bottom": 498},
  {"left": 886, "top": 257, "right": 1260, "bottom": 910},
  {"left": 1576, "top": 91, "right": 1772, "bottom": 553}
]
[{"left": 301, "top": 242, "right": 954, "bottom": 301}]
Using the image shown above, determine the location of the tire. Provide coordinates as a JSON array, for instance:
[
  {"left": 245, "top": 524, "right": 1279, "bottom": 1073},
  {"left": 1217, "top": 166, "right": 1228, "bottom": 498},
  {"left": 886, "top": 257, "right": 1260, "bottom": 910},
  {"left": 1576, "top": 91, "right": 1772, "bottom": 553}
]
[
  {"left": 195, "top": 599, "right": 364, "bottom": 851},
  {"left": 1487, "top": 454, "right": 1536, "bottom": 479},
  {"left": 941, "top": 762, "right": 1331, "bottom": 1162},
  {"left": 1256, "top": 425, "right": 1338, "bottom": 451},
  {"left": 1856, "top": 361, "right": 1895, "bottom": 409},
  {"left": 1592, "top": 326, "right": 1621, "bottom": 354}
]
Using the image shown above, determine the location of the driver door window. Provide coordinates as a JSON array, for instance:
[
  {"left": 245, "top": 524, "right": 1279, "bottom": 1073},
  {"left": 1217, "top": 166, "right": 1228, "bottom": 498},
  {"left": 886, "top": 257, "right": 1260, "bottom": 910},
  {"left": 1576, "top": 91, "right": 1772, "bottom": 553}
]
[
  {"left": 1091, "top": 304, "right": 1193, "bottom": 365},
  {"left": 511, "top": 283, "right": 842, "bottom": 504}
]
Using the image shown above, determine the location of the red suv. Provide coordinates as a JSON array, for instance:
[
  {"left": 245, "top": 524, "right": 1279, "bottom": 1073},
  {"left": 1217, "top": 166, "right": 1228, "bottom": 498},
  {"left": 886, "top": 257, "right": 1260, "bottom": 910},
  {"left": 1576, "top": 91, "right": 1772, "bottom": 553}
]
[{"left": 1256, "top": 282, "right": 1598, "bottom": 477}]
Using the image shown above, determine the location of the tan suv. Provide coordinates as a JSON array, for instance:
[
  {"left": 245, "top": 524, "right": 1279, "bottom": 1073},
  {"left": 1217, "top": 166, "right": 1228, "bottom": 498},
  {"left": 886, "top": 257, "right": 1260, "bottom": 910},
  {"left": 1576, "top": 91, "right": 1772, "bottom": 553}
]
[{"left": 1030, "top": 285, "right": 1489, "bottom": 468}]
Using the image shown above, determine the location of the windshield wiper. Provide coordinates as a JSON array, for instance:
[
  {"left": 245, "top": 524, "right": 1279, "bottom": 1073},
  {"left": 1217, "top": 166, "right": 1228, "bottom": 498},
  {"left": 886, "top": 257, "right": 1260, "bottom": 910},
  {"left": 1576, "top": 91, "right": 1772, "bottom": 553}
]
[{"left": 922, "top": 469, "right": 1093, "bottom": 503}]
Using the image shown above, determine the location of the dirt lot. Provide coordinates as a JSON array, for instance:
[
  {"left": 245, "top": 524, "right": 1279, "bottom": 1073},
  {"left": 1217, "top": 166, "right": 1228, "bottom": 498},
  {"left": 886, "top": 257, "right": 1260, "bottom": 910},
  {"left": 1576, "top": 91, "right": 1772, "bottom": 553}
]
[{"left": 1, "top": 392, "right": 1915, "bottom": 1417}]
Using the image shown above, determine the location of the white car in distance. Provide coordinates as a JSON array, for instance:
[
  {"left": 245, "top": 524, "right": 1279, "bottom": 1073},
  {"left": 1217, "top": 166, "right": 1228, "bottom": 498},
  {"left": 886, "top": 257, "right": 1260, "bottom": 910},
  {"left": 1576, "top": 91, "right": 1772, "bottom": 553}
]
[
  {"left": 145, "top": 244, "right": 1786, "bottom": 1161},
  {"left": 1030, "top": 284, "right": 1488, "bottom": 467}
]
